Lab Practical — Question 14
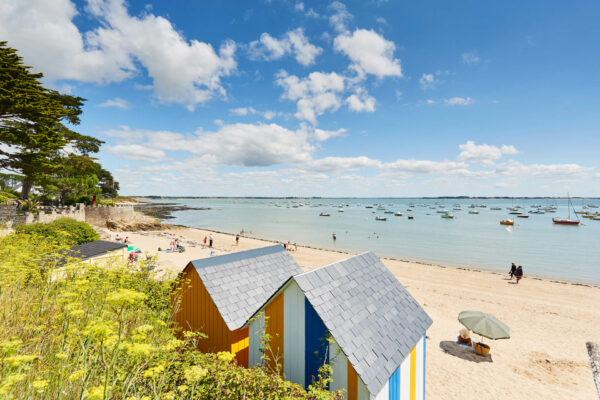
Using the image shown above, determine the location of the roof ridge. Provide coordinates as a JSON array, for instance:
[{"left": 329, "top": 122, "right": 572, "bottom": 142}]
[{"left": 293, "top": 250, "right": 374, "bottom": 278}]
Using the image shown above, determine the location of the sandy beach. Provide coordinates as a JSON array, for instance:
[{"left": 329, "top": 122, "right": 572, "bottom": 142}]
[{"left": 98, "top": 225, "right": 600, "bottom": 399}]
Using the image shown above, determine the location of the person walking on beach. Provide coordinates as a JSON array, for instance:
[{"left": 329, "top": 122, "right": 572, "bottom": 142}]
[
  {"left": 203, "top": 236, "right": 207, "bottom": 248},
  {"left": 235, "top": 234, "right": 239, "bottom": 246},
  {"left": 332, "top": 233, "right": 336, "bottom": 241},
  {"left": 509, "top": 262, "right": 517, "bottom": 280},
  {"left": 209, "top": 233, "right": 213, "bottom": 248},
  {"left": 515, "top": 265, "right": 524, "bottom": 284}
]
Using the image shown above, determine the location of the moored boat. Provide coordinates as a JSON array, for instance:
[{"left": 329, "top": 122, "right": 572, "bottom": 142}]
[
  {"left": 375, "top": 216, "right": 387, "bottom": 221},
  {"left": 319, "top": 212, "right": 331, "bottom": 217},
  {"left": 500, "top": 219, "right": 514, "bottom": 225},
  {"left": 441, "top": 212, "right": 454, "bottom": 219},
  {"left": 553, "top": 193, "right": 580, "bottom": 225},
  {"left": 517, "top": 215, "right": 529, "bottom": 218}
]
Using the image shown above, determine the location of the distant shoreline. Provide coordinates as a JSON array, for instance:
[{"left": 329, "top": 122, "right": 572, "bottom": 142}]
[{"left": 131, "top": 196, "right": 600, "bottom": 200}]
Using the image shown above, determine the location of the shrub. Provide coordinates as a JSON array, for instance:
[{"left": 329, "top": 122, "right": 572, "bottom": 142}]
[
  {"left": 0, "top": 234, "right": 342, "bottom": 399},
  {"left": 0, "top": 191, "right": 17, "bottom": 204},
  {"left": 50, "top": 218, "right": 99, "bottom": 245},
  {"left": 15, "top": 218, "right": 99, "bottom": 246}
]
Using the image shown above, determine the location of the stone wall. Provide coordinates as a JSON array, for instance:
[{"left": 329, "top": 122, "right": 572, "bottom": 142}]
[
  {"left": 85, "top": 204, "right": 135, "bottom": 226},
  {"left": 0, "top": 203, "right": 134, "bottom": 229}
]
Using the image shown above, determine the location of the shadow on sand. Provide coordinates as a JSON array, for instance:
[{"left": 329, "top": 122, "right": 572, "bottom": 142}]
[{"left": 439, "top": 341, "right": 493, "bottom": 363}]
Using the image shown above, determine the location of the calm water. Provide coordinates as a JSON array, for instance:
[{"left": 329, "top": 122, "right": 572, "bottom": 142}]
[{"left": 143, "top": 198, "right": 600, "bottom": 284}]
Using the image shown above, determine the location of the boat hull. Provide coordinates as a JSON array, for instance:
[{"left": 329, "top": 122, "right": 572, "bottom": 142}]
[{"left": 552, "top": 218, "right": 579, "bottom": 225}]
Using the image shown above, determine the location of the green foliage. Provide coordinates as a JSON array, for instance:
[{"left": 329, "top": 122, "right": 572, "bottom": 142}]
[
  {"left": 0, "top": 190, "right": 17, "bottom": 204},
  {"left": 39, "top": 154, "right": 119, "bottom": 206},
  {"left": 15, "top": 218, "right": 99, "bottom": 246},
  {"left": 49, "top": 218, "right": 99, "bottom": 245},
  {"left": 17, "top": 199, "right": 40, "bottom": 212},
  {"left": 0, "top": 233, "right": 342, "bottom": 399},
  {"left": 0, "top": 42, "right": 114, "bottom": 200}
]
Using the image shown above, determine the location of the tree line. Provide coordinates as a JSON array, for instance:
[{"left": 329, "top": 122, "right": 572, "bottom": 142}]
[{"left": 0, "top": 41, "right": 118, "bottom": 205}]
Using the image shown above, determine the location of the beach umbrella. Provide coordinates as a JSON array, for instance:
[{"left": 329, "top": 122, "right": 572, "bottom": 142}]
[{"left": 458, "top": 310, "right": 510, "bottom": 340}]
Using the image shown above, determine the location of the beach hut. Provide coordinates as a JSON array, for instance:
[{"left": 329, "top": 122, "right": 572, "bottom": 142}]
[
  {"left": 60, "top": 240, "right": 128, "bottom": 265},
  {"left": 173, "top": 245, "right": 302, "bottom": 366},
  {"left": 245, "top": 251, "right": 432, "bottom": 400}
]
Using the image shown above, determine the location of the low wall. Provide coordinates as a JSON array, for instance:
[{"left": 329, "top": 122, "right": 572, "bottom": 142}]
[
  {"left": 0, "top": 204, "right": 134, "bottom": 229},
  {"left": 85, "top": 204, "right": 135, "bottom": 226}
]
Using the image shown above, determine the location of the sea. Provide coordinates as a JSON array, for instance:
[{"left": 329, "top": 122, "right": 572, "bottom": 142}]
[{"left": 142, "top": 198, "right": 600, "bottom": 284}]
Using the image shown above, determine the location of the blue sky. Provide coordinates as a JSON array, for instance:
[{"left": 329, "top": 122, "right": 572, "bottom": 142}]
[{"left": 2, "top": 0, "right": 599, "bottom": 196}]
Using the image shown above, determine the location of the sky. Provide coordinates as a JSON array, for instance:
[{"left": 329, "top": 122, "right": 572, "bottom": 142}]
[{"left": 1, "top": 0, "right": 599, "bottom": 197}]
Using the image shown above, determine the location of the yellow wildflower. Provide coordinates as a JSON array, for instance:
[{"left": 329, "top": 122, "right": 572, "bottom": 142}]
[
  {"left": 184, "top": 365, "right": 208, "bottom": 382},
  {"left": 106, "top": 288, "right": 147, "bottom": 307},
  {"left": 126, "top": 342, "right": 154, "bottom": 357},
  {"left": 55, "top": 352, "right": 68, "bottom": 360},
  {"left": 177, "top": 385, "right": 189, "bottom": 393},
  {"left": 217, "top": 351, "right": 236, "bottom": 363},
  {"left": 68, "top": 370, "right": 86, "bottom": 381},
  {"left": 3, "top": 354, "right": 37, "bottom": 367},
  {"left": 32, "top": 379, "right": 49, "bottom": 393},
  {"left": 0, "top": 373, "right": 26, "bottom": 395},
  {"left": 87, "top": 385, "right": 109, "bottom": 400},
  {"left": 0, "top": 339, "right": 22, "bottom": 355},
  {"left": 161, "top": 391, "right": 175, "bottom": 400}
]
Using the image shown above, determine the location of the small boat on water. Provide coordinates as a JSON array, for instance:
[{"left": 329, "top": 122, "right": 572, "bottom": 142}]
[
  {"left": 365, "top": 205, "right": 373, "bottom": 208},
  {"left": 436, "top": 209, "right": 449, "bottom": 213},
  {"left": 338, "top": 208, "right": 344, "bottom": 212},
  {"left": 553, "top": 194, "right": 580, "bottom": 225},
  {"left": 441, "top": 212, "right": 454, "bottom": 219},
  {"left": 593, "top": 216, "right": 600, "bottom": 220},
  {"left": 500, "top": 219, "right": 514, "bottom": 225},
  {"left": 407, "top": 208, "right": 413, "bottom": 211},
  {"left": 394, "top": 212, "right": 403, "bottom": 216},
  {"left": 407, "top": 215, "right": 414, "bottom": 220},
  {"left": 468, "top": 210, "right": 479, "bottom": 214},
  {"left": 375, "top": 216, "right": 387, "bottom": 221},
  {"left": 384, "top": 211, "right": 394, "bottom": 214},
  {"left": 509, "top": 211, "right": 523, "bottom": 215},
  {"left": 490, "top": 207, "right": 502, "bottom": 210},
  {"left": 319, "top": 212, "right": 331, "bottom": 217},
  {"left": 517, "top": 215, "right": 529, "bottom": 218}
]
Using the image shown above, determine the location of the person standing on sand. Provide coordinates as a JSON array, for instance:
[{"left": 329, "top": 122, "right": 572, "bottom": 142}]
[
  {"left": 235, "top": 234, "right": 239, "bottom": 246},
  {"left": 203, "top": 236, "right": 207, "bottom": 248},
  {"left": 515, "top": 265, "right": 524, "bottom": 284},
  {"left": 332, "top": 233, "right": 336, "bottom": 241},
  {"left": 509, "top": 262, "right": 517, "bottom": 279},
  {"left": 209, "top": 233, "right": 213, "bottom": 248}
]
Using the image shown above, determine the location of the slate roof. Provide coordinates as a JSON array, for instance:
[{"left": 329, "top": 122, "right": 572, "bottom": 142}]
[
  {"left": 68, "top": 240, "right": 128, "bottom": 261},
  {"left": 189, "top": 245, "right": 302, "bottom": 331},
  {"left": 294, "top": 252, "right": 432, "bottom": 397}
]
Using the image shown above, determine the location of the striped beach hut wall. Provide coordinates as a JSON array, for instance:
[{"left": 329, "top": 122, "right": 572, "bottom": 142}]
[
  {"left": 245, "top": 252, "right": 432, "bottom": 399},
  {"left": 173, "top": 245, "right": 302, "bottom": 367}
]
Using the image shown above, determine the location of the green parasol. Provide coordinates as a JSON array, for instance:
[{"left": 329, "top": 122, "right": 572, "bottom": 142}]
[{"left": 458, "top": 310, "right": 510, "bottom": 340}]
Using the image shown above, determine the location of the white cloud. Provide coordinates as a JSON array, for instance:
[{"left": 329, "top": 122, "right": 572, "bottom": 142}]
[
  {"left": 419, "top": 73, "right": 435, "bottom": 90},
  {"left": 294, "top": 2, "right": 304, "bottom": 11},
  {"left": 306, "top": 156, "right": 380, "bottom": 173},
  {"left": 276, "top": 70, "right": 346, "bottom": 124},
  {"left": 395, "top": 90, "right": 403, "bottom": 100},
  {"left": 0, "top": 0, "right": 237, "bottom": 110},
  {"left": 103, "top": 122, "right": 315, "bottom": 167},
  {"left": 333, "top": 29, "right": 402, "bottom": 78},
  {"left": 107, "top": 144, "right": 166, "bottom": 161},
  {"left": 98, "top": 97, "right": 130, "bottom": 109},
  {"left": 444, "top": 97, "right": 475, "bottom": 106},
  {"left": 457, "top": 141, "right": 519, "bottom": 165},
  {"left": 425, "top": 99, "right": 436, "bottom": 105},
  {"left": 329, "top": 1, "right": 353, "bottom": 33},
  {"left": 495, "top": 160, "right": 593, "bottom": 179},
  {"left": 462, "top": 52, "right": 480, "bottom": 64},
  {"left": 313, "top": 128, "right": 347, "bottom": 142},
  {"left": 229, "top": 106, "right": 279, "bottom": 120},
  {"left": 376, "top": 17, "right": 387, "bottom": 25},
  {"left": 248, "top": 28, "right": 322, "bottom": 66},
  {"left": 306, "top": 8, "right": 320, "bottom": 18},
  {"left": 345, "top": 88, "right": 376, "bottom": 112},
  {"left": 383, "top": 159, "right": 469, "bottom": 175}
]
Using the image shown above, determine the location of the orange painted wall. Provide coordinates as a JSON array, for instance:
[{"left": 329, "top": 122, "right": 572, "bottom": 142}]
[
  {"left": 347, "top": 360, "right": 358, "bottom": 400},
  {"left": 265, "top": 292, "right": 284, "bottom": 375},
  {"left": 173, "top": 264, "right": 249, "bottom": 367}
]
